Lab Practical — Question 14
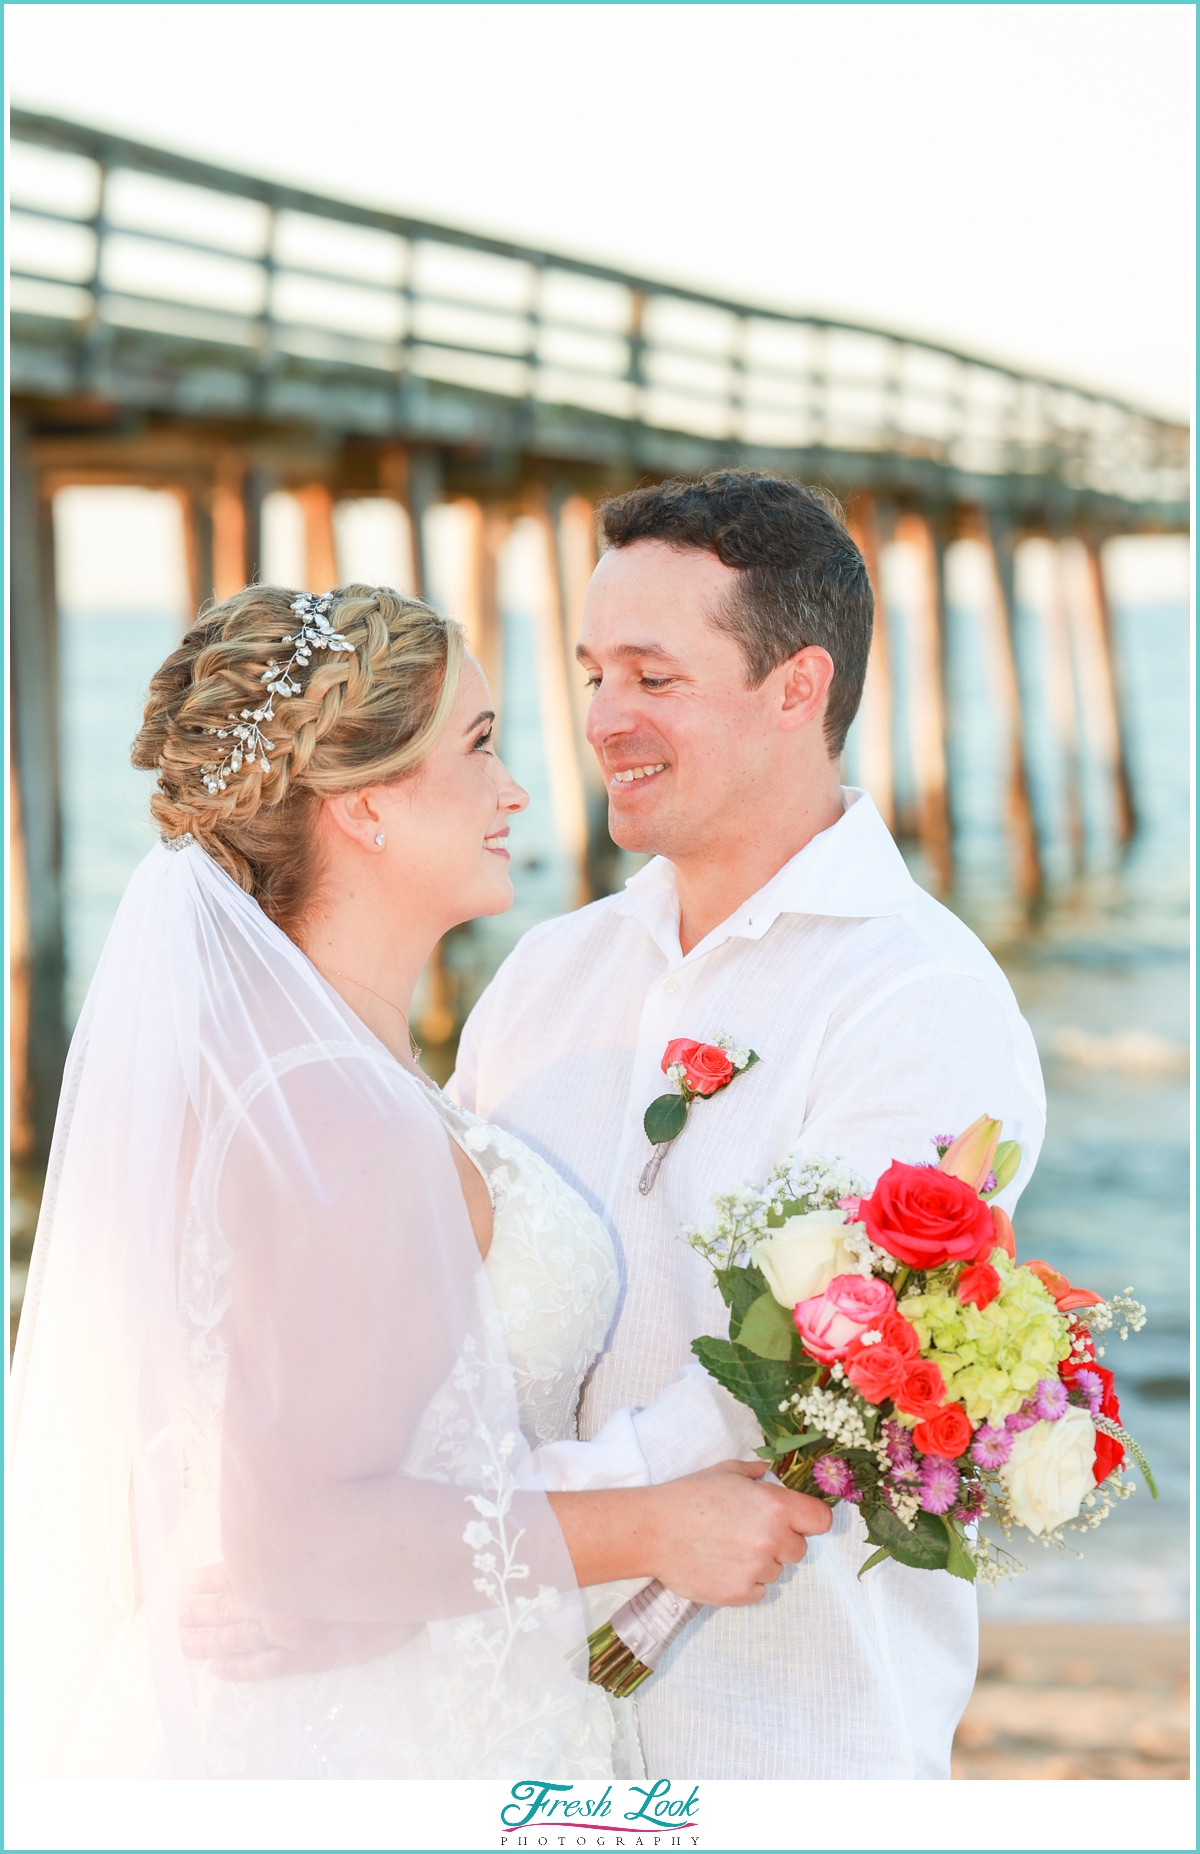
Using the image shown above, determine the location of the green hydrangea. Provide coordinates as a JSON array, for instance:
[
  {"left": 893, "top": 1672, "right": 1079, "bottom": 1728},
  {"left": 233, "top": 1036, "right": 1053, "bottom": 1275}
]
[{"left": 897, "top": 1251, "right": 1072, "bottom": 1426}]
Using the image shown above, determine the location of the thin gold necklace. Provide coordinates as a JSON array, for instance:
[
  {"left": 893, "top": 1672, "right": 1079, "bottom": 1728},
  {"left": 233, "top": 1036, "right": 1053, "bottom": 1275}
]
[{"left": 321, "top": 966, "right": 422, "bottom": 1061}]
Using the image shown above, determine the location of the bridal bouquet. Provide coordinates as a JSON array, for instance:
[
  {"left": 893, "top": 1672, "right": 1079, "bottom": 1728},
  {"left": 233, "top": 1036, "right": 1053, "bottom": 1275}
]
[{"left": 588, "top": 1115, "right": 1153, "bottom": 1697}]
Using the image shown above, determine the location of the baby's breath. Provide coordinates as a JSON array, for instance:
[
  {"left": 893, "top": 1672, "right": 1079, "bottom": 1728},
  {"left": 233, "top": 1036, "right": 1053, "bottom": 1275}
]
[
  {"left": 1070, "top": 1289, "right": 1147, "bottom": 1355},
  {"left": 680, "top": 1151, "right": 867, "bottom": 1270},
  {"left": 788, "top": 1383, "right": 871, "bottom": 1451}
]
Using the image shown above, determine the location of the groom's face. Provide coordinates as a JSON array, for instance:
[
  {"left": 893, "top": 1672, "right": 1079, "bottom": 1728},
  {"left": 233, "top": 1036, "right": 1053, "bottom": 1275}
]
[{"left": 577, "top": 538, "right": 794, "bottom": 861}]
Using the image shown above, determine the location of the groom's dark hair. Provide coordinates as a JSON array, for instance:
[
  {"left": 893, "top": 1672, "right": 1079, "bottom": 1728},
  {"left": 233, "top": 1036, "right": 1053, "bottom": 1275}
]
[{"left": 598, "top": 470, "right": 873, "bottom": 757}]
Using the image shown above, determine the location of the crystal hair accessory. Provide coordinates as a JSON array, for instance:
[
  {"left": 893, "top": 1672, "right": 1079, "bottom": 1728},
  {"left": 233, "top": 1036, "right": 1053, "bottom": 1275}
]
[
  {"left": 161, "top": 832, "right": 196, "bottom": 852},
  {"left": 200, "top": 593, "right": 355, "bottom": 795}
]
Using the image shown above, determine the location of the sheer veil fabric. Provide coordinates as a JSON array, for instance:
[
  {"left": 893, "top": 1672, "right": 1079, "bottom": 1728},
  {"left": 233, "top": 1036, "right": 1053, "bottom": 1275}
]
[{"left": 8, "top": 843, "right": 602, "bottom": 1778}]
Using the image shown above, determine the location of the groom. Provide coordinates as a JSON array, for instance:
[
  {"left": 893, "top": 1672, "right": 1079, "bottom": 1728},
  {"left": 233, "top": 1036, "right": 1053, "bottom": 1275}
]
[{"left": 448, "top": 469, "right": 1046, "bottom": 1780}]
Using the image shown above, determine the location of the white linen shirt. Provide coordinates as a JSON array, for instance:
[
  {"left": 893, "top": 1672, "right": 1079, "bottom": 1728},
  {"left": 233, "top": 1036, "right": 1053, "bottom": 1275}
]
[{"left": 450, "top": 789, "right": 1045, "bottom": 1780}]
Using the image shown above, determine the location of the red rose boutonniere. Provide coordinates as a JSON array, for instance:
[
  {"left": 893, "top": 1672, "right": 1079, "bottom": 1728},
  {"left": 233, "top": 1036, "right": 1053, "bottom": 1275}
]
[{"left": 638, "top": 1032, "right": 760, "bottom": 1194}]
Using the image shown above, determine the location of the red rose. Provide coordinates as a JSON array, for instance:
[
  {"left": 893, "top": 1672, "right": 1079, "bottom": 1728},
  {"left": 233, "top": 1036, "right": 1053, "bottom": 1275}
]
[
  {"left": 1061, "top": 1359, "right": 1124, "bottom": 1482},
  {"left": 895, "top": 1359, "right": 947, "bottom": 1420},
  {"left": 956, "top": 1261, "right": 1002, "bottom": 1311},
  {"left": 843, "top": 1342, "right": 909, "bottom": 1405},
  {"left": 861, "top": 1161, "right": 995, "bottom": 1270},
  {"left": 912, "top": 1402, "right": 973, "bottom": 1459},
  {"left": 662, "top": 1038, "right": 735, "bottom": 1097},
  {"left": 879, "top": 1310, "right": 921, "bottom": 1360}
]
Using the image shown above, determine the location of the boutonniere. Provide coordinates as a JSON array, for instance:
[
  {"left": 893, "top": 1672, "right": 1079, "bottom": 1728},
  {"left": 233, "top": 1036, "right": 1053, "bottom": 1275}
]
[{"left": 638, "top": 1032, "right": 760, "bottom": 1194}]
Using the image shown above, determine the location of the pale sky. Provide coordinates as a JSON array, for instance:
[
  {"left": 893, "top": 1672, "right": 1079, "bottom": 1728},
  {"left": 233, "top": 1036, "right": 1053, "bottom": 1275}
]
[{"left": 8, "top": 2, "right": 1194, "bottom": 418}]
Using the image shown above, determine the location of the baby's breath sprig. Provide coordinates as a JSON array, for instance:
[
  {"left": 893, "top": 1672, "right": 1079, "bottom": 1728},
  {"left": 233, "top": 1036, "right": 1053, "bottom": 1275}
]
[
  {"left": 1070, "top": 1288, "right": 1148, "bottom": 1356},
  {"left": 679, "top": 1151, "right": 868, "bottom": 1271}
]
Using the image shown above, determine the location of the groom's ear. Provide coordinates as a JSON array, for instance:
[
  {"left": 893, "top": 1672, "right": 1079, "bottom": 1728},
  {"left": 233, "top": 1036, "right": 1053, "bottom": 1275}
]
[{"left": 777, "top": 645, "right": 835, "bottom": 733}]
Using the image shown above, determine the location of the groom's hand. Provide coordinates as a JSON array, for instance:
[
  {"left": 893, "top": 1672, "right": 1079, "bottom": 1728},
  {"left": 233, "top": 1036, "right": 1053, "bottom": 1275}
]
[
  {"left": 645, "top": 1460, "right": 832, "bottom": 1606},
  {"left": 179, "top": 1564, "right": 414, "bottom": 1681}
]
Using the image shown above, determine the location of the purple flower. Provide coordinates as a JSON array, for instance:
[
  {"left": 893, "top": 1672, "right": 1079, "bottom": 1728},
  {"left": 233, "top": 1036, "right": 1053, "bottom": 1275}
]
[
  {"left": 889, "top": 1461, "right": 921, "bottom": 1490},
  {"left": 884, "top": 1420, "right": 916, "bottom": 1469},
  {"left": 1005, "top": 1403, "right": 1039, "bottom": 1432},
  {"left": 1031, "top": 1378, "right": 1069, "bottom": 1422},
  {"left": 813, "top": 1455, "right": 857, "bottom": 1500},
  {"left": 980, "top": 1170, "right": 998, "bottom": 1196},
  {"left": 970, "top": 1423, "right": 1014, "bottom": 1469},
  {"left": 1070, "top": 1368, "right": 1105, "bottom": 1415},
  {"left": 953, "top": 1480, "right": 987, "bottom": 1524},
  {"left": 917, "top": 1455, "right": 961, "bottom": 1515},
  {"left": 932, "top": 1133, "right": 957, "bottom": 1154}
]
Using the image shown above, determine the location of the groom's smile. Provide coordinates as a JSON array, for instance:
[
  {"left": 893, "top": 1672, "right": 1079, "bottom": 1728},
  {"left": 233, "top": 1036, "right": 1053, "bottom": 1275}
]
[{"left": 609, "top": 762, "right": 668, "bottom": 785}]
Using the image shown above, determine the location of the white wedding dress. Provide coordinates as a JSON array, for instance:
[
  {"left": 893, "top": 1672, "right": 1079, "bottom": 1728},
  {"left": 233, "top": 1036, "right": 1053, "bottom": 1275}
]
[
  {"left": 172, "top": 1078, "right": 640, "bottom": 1779},
  {"left": 6, "top": 842, "right": 641, "bottom": 1779}
]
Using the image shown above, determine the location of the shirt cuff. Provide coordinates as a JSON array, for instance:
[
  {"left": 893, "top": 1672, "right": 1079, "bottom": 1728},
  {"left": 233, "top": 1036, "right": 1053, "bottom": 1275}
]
[{"left": 520, "top": 1362, "right": 762, "bottom": 1494}]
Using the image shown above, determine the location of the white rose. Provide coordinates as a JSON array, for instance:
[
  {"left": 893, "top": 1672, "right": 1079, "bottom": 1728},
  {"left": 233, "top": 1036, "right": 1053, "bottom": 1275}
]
[
  {"left": 1000, "top": 1408, "right": 1096, "bottom": 1536},
  {"left": 752, "top": 1210, "right": 865, "bottom": 1308}
]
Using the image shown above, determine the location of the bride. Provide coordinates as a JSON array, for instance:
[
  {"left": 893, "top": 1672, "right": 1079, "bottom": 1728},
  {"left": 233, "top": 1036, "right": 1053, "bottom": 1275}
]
[{"left": 8, "top": 582, "right": 827, "bottom": 1779}]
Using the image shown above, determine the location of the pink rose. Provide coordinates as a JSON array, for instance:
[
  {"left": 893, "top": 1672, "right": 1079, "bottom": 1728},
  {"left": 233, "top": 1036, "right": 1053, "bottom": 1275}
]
[{"left": 793, "top": 1273, "right": 898, "bottom": 1364}]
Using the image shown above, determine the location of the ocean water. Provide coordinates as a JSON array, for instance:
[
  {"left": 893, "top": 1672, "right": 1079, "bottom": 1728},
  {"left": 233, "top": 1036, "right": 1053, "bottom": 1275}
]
[{"left": 56, "top": 579, "right": 1191, "bottom": 1622}]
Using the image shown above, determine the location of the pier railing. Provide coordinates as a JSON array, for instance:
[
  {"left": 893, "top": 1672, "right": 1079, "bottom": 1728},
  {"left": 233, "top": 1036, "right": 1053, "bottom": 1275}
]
[{"left": 10, "top": 109, "right": 1189, "bottom": 517}]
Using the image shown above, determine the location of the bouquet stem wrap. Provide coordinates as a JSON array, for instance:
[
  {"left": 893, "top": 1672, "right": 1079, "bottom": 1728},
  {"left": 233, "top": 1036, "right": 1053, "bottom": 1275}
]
[{"left": 587, "top": 1583, "right": 701, "bottom": 1696}]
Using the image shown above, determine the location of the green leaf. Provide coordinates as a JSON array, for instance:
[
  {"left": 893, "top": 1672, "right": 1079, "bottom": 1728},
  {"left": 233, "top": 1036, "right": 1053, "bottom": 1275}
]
[
  {"left": 742, "top": 1050, "right": 760, "bottom": 1071},
  {"left": 863, "top": 1502, "right": 951, "bottom": 1572},
  {"left": 715, "top": 1264, "right": 770, "bottom": 1332},
  {"left": 941, "top": 1516, "right": 977, "bottom": 1583},
  {"left": 691, "top": 1336, "right": 812, "bottom": 1435},
  {"left": 644, "top": 1094, "right": 689, "bottom": 1145},
  {"left": 857, "top": 1546, "right": 892, "bottom": 1580},
  {"left": 766, "top": 1195, "right": 806, "bottom": 1228},
  {"left": 736, "top": 1291, "right": 797, "bottom": 1361},
  {"left": 756, "top": 1429, "right": 824, "bottom": 1457}
]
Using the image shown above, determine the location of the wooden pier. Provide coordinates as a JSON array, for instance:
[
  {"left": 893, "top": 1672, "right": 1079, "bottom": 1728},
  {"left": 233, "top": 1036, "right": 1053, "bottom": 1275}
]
[{"left": 9, "top": 109, "right": 1189, "bottom": 1157}]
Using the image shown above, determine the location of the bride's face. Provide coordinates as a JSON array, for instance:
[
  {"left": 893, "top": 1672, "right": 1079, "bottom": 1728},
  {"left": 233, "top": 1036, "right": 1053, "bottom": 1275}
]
[{"left": 373, "top": 656, "right": 528, "bottom": 928}]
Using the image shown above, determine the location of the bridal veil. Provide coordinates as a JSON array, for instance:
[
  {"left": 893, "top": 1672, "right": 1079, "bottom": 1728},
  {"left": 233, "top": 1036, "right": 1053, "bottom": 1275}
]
[{"left": 7, "top": 840, "right": 596, "bottom": 1777}]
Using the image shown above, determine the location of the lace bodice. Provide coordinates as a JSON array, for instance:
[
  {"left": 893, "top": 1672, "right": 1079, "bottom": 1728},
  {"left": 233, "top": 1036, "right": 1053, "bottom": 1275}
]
[{"left": 428, "top": 1089, "right": 620, "bottom": 1449}]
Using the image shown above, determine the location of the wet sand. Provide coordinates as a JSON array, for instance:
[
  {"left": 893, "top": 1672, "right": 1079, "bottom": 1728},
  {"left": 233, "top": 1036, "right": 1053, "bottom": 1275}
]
[{"left": 953, "top": 1622, "right": 1190, "bottom": 1779}]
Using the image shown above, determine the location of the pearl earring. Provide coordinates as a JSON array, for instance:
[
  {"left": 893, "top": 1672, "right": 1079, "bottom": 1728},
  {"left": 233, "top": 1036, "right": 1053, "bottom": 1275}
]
[{"left": 375, "top": 833, "right": 386, "bottom": 847}]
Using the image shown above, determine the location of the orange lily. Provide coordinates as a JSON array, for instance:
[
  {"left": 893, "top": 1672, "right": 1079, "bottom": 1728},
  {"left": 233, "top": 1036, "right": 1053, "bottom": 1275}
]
[
  {"left": 989, "top": 1206, "right": 1016, "bottom": 1259},
  {"left": 1025, "top": 1259, "right": 1104, "bottom": 1311}
]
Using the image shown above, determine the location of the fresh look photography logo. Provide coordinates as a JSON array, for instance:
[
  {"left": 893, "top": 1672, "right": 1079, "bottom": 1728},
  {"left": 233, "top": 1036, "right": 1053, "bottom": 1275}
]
[{"left": 499, "top": 1780, "right": 701, "bottom": 1848}]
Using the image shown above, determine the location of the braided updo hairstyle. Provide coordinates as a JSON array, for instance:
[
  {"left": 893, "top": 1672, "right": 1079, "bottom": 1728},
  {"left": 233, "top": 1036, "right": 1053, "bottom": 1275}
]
[{"left": 132, "top": 583, "right": 464, "bottom": 936}]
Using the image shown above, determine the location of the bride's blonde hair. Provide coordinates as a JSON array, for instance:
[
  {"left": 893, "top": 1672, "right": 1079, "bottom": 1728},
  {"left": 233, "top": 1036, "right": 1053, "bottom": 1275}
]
[{"left": 133, "top": 583, "right": 464, "bottom": 933}]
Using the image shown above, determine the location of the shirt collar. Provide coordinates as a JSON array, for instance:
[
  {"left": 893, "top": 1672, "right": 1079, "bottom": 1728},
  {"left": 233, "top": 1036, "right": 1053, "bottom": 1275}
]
[{"left": 610, "top": 788, "right": 919, "bottom": 966}]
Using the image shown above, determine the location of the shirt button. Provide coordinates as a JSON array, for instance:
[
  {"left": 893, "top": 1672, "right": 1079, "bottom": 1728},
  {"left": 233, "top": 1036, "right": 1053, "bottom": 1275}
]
[{"left": 663, "top": 977, "right": 679, "bottom": 993}]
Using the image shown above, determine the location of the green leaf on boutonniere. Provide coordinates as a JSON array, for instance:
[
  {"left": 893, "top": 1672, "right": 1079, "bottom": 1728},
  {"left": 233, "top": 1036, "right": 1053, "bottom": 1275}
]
[
  {"left": 736, "top": 1290, "right": 798, "bottom": 1361},
  {"left": 643, "top": 1094, "right": 689, "bottom": 1145},
  {"left": 715, "top": 1263, "right": 770, "bottom": 1330},
  {"left": 741, "top": 1050, "right": 760, "bottom": 1071}
]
